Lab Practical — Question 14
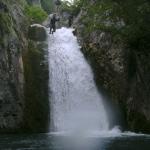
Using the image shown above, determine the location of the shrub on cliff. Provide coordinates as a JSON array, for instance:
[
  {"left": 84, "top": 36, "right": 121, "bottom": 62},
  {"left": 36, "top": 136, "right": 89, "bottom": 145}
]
[
  {"left": 25, "top": 6, "right": 48, "bottom": 23},
  {"left": 79, "top": 0, "right": 150, "bottom": 52}
]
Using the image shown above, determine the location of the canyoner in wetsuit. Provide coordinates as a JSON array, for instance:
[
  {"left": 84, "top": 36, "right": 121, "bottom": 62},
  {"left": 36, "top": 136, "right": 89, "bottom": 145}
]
[{"left": 49, "top": 14, "right": 58, "bottom": 34}]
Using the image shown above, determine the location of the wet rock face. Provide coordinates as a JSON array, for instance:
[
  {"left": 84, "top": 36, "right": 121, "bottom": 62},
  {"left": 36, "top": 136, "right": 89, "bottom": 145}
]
[
  {"left": 0, "top": 1, "right": 49, "bottom": 133},
  {"left": 23, "top": 42, "right": 49, "bottom": 133},
  {"left": 0, "top": 37, "right": 24, "bottom": 130},
  {"left": 23, "top": 25, "right": 49, "bottom": 133},
  {"left": 27, "top": 0, "right": 41, "bottom": 6},
  {"left": 74, "top": 1, "right": 150, "bottom": 133},
  {"left": 126, "top": 52, "right": 150, "bottom": 132},
  {"left": 0, "top": 0, "right": 27, "bottom": 132}
]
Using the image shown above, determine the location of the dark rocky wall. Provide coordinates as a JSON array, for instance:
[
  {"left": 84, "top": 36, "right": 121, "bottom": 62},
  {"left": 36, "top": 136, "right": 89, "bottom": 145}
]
[
  {"left": 0, "top": 0, "right": 49, "bottom": 133},
  {"left": 0, "top": 0, "right": 28, "bottom": 132},
  {"left": 23, "top": 25, "right": 49, "bottom": 133},
  {"left": 74, "top": 1, "right": 150, "bottom": 133}
]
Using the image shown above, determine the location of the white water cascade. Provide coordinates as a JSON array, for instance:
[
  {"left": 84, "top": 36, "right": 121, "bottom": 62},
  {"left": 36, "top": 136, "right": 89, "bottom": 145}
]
[{"left": 48, "top": 27, "right": 109, "bottom": 134}]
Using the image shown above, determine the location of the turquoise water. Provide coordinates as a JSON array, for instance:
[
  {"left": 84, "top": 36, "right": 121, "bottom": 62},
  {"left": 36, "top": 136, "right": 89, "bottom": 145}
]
[{"left": 0, "top": 133, "right": 150, "bottom": 150}]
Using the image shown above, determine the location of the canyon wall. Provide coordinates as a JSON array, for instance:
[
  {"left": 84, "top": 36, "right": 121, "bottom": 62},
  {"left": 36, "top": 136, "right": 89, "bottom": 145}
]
[
  {"left": 74, "top": 0, "right": 150, "bottom": 133},
  {"left": 0, "top": 0, "right": 49, "bottom": 133}
]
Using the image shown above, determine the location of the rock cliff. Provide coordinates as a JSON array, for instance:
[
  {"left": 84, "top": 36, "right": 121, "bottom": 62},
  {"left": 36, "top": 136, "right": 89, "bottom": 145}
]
[
  {"left": 74, "top": 0, "right": 150, "bottom": 133},
  {"left": 0, "top": 0, "right": 28, "bottom": 132},
  {"left": 0, "top": 0, "right": 49, "bottom": 132},
  {"left": 23, "top": 25, "right": 49, "bottom": 132}
]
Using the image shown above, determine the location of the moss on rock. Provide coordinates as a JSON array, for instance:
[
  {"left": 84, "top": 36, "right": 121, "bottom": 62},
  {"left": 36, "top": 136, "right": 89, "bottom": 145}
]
[
  {"left": 74, "top": 0, "right": 150, "bottom": 133},
  {"left": 23, "top": 40, "right": 49, "bottom": 133}
]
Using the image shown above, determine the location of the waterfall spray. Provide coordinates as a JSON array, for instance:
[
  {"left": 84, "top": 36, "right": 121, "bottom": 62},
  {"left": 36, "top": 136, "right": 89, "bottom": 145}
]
[{"left": 48, "top": 27, "right": 109, "bottom": 134}]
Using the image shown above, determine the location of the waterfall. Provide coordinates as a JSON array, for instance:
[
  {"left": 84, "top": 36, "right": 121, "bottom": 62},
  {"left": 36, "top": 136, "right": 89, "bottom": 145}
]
[{"left": 48, "top": 27, "right": 109, "bottom": 134}]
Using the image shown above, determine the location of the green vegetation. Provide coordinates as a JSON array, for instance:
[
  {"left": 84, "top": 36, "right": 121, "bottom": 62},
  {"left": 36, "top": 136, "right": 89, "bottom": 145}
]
[
  {"left": 0, "top": 12, "right": 12, "bottom": 34},
  {"left": 25, "top": 6, "right": 48, "bottom": 23},
  {"left": 26, "top": 0, "right": 54, "bottom": 14},
  {"left": 76, "top": 0, "right": 150, "bottom": 53}
]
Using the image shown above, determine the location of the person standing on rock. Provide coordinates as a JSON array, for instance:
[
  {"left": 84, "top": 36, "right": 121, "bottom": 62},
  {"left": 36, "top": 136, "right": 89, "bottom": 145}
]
[{"left": 49, "top": 14, "right": 59, "bottom": 34}]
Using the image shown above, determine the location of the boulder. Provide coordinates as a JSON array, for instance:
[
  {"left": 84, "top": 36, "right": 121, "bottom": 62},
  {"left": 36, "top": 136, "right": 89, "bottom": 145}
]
[{"left": 28, "top": 24, "right": 47, "bottom": 41}]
